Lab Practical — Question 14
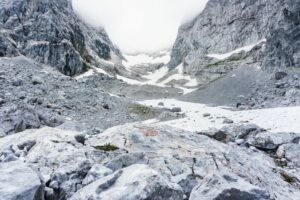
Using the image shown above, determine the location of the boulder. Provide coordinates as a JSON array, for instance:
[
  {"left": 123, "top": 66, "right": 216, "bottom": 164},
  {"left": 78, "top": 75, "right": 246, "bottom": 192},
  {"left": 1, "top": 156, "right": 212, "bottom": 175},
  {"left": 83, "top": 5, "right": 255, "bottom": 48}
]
[
  {"left": 277, "top": 144, "right": 300, "bottom": 167},
  {"left": 70, "top": 164, "right": 184, "bottom": 200},
  {"left": 0, "top": 161, "right": 43, "bottom": 200},
  {"left": 223, "top": 118, "right": 234, "bottom": 124},
  {"left": 171, "top": 107, "right": 182, "bottom": 113},
  {"left": 82, "top": 164, "right": 113, "bottom": 186},
  {"left": 247, "top": 132, "right": 300, "bottom": 150}
]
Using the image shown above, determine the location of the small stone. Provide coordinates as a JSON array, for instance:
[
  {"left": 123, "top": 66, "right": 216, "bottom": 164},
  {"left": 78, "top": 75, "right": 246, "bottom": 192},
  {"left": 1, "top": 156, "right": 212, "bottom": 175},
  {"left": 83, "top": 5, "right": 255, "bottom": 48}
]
[
  {"left": 3, "top": 154, "right": 18, "bottom": 162},
  {"left": 203, "top": 113, "right": 211, "bottom": 117},
  {"left": 11, "top": 79, "right": 22, "bottom": 86},
  {"left": 158, "top": 102, "right": 164, "bottom": 106},
  {"left": 31, "top": 76, "right": 43, "bottom": 85},
  {"left": 171, "top": 107, "right": 182, "bottom": 113},
  {"left": 14, "top": 119, "right": 26, "bottom": 133},
  {"left": 102, "top": 103, "right": 109, "bottom": 110},
  {"left": 223, "top": 118, "right": 234, "bottom": 124},
  {"left": 92, "top": 127, "right": 104, "bottom": 135},
  {"left": 275, "top": 71, "right": 288, "bottom": 80},
  {"left": 74, "top": 134, "right": 86, "bottom": 145},
  {"left": 235, "top": 139, "right": 245, "bottom": 145},
  {"left": 0, "top": 98, "right": 5, "bottom": 105},
  {"left": 276, "top": 145, "right": 285, "bottom": 158}
]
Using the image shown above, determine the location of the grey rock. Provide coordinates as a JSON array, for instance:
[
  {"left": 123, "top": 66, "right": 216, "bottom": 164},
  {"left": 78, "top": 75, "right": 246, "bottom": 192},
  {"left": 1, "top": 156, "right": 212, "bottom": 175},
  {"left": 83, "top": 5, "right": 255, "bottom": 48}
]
[
  {"left": 104, "top": 152, "right": 148, "bottom": 171},
  {"left": 0, "top": 57, "right": 158, "bottom": 135},
  {"left": 1, "top": 124, "right": 300, "bottom": 199},
  {"left": 82, "top": 164, "right": 113, "bottom": 186},
  {"left": 190, "top": 170, "right": 271, "bottom": 200},
  {"left": 170, "top": 0, "right": 300, "bottom": 71},
  {"left": 14, "top": 119, "right": 26, "bottom": 133},
  {"left": 223, "top": 118, "right": 234, "bottom": 124},
  {"left": 31, "top": 76, "right": 43, "bottom": 85},
  {"left": 275, "top": 72, "right": 288, "bottom": 80},
  {"left": 0, "top": 98, "right": 5, "bottom": 106},
  {"left": 11, "top": 79, "right": 22, "bottom": 86},
  {"left": 0, "top": 161, "right": 43, "bottom": 200},
  {"left": 158, "top": 102, "right": 164, "bottom": 106},
  {"left": 197, "top": 128, "right": 227, "bottom": 142},
  {"left": 44, "top": 187, "right": 55, "bottom": 200},
  {"left": 171, "top": 107, "right": 182, "bottom": 113},
  {"left": 2, "top": 154, "right": 18, "bottom": 162},
  {"left": 203, "top": 113, "right": 211, "bottom": 117},
  {"left": 70, "top": 164, "right": 184, "bottom": 200},
  {"left": 277, "top": 144, "right": 300, "bottom": 167},
  {"left": 247, "top": 132, "right": 300, "bottom": 150},
  {"left": 74, "top": 134, "right": 86, "bottom": 145}
]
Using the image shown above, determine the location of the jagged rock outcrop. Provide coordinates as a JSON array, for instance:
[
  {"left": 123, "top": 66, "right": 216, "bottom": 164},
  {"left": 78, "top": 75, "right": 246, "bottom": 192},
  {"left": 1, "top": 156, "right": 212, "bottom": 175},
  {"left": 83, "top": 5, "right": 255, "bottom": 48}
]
[
  {"left": 170, "top": 0, "right": 300, "bottom": 73},
  {"left": 0, "top": 0, "right": 122, "bottom": 76}
]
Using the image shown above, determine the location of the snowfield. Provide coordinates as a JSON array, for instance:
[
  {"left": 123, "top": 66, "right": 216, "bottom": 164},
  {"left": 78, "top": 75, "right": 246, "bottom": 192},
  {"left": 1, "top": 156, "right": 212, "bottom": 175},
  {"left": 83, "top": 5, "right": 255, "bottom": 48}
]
[{"left": 140, "top": 99, "right": 300, "bottom": 133}]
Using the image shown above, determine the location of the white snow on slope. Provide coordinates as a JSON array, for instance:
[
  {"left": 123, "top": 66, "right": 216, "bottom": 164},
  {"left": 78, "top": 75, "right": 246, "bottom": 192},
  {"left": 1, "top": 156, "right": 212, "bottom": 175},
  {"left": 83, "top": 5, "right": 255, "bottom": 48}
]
[
  {"left": 140, "top": 99, "right": 300, "bottom": 133},
  {"left": 143, "top": 66, "right": 170, "bottom": 84},
  {"left": 122, "top": 51, "right": 170, "bottom": 69},
  {"left": 75, "top": 67, "right": 111, "bottom": 80},
  {"left": 207, "top": 39, "right": 266, "bottom": 60},
  {"left": 117, "top": 53, "right": 199, "bottom": 93},
  {"left": 161, "top": 64, "right": 198, "bottom": 87}
]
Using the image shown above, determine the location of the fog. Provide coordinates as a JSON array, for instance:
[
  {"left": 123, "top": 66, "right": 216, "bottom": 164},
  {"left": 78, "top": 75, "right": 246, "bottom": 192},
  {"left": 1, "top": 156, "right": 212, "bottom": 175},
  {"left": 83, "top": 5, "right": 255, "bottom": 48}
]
[{"left": 72, "top": 0, "right": 208, "bottom": 54}]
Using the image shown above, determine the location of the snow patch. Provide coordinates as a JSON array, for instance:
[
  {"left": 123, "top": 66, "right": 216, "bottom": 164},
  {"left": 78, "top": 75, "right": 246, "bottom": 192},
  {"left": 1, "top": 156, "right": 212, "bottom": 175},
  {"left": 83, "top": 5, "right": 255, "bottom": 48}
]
[
  {"left": 207, "top": 39, "right": 266, "bottom": 60},
  {"left": 75, "top": 66, "right": 111, "bottom": 80},
  {"left": 139, "top": 99, "right": 300, "bottom": 133}
]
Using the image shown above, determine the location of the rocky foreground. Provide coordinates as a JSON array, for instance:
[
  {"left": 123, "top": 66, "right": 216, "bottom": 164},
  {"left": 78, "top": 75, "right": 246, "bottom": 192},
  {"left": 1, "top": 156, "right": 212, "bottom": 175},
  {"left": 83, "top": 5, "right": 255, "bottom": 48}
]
[{"left": 0, "top": 122, "right": 300, "bottom": 199}]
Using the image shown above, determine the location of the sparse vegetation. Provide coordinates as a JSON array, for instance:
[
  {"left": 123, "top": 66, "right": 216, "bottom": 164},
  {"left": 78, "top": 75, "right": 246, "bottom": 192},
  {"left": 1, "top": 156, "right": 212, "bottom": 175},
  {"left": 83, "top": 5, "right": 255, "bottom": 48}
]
[
  {"left": 280, "top": 172, "right": 295, "bottom": 184},
  {"left": 94, "top": 143, "right": 119, "bottom": 151},
  {"left": 128, "top": 104, "right": 153, "bottom": 118}
]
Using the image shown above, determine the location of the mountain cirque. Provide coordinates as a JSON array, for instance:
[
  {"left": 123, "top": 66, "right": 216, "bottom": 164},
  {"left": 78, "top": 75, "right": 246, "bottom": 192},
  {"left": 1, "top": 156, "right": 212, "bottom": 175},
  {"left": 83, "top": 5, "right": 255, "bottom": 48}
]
[{"left": 0, "top": 0, "right": 300, "bottom": 200}]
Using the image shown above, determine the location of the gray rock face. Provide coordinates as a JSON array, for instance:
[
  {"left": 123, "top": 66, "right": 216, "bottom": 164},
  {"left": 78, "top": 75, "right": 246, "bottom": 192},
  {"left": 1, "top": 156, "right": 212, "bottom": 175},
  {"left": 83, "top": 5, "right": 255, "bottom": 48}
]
[
  {"left": 0, "top": 161, "right": 42, "bottom": 200},
  {"left": 70, "top": 164, "right": 184, "bottom": 200},
  {"left": 170, "top": 0, "right": 300, "bottom": 72},
  {"left": 0, "top": 0, "right": 122, "bottom": 76}
]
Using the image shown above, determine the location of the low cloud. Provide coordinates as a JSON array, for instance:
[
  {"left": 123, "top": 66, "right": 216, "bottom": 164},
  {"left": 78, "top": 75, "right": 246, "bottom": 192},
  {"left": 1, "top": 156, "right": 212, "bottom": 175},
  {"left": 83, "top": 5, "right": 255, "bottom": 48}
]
[{"left": 72, "top": 0, "right": 208, "bottom": 54}]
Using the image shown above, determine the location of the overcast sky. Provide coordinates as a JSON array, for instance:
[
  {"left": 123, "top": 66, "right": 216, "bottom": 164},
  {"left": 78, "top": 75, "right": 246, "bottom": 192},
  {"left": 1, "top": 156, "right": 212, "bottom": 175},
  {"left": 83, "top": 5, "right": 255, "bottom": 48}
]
[{"left": 72, "top": 0, "right": 208, "bottom": 54}]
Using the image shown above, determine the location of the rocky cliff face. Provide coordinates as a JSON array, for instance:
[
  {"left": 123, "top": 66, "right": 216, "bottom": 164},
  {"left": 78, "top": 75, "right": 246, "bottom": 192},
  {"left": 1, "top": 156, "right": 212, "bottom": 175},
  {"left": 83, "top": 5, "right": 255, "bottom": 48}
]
[
  {"left": 170, "top": 0, "right": 300, "bottom": 73},
  {"left": 0, "top": 0, "right": 122, "bottom": 76}
]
